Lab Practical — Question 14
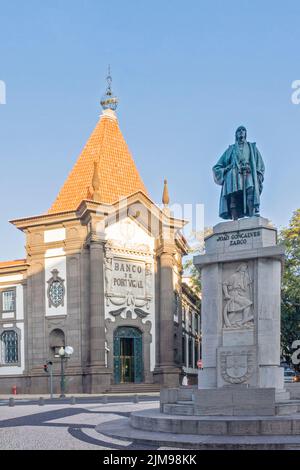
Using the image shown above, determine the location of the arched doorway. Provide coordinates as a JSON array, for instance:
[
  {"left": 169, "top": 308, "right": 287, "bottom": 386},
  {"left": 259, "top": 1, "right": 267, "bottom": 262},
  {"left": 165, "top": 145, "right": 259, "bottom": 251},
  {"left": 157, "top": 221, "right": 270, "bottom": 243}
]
[{"left": 114, "top": 327, "right": 143, "bottom": 384}]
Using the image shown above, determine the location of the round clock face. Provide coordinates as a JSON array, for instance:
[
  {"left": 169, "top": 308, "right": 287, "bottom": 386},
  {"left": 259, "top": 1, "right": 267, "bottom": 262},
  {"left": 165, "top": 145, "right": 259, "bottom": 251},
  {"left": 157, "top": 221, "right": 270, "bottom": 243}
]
[{"left": 49, "top": 280, "right": 64, "bottom": 307}]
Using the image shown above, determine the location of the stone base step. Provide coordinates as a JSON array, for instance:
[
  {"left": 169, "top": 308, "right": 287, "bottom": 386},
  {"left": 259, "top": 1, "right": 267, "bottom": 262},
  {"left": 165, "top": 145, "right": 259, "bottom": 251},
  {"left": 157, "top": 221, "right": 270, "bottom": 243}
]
[
  {"left": 276, "top": 390, "right": 291, "bottom": 401},
  {"left": 286, "top": 383, "right": 300, "bottom": 399},
  {"left": 276, "top": 400, "right": 300, "bottom": 415},
  {"left": 164, "top": 400, "right": 300, "bottom": 417},
  {"left": 98, "top": 417, "right": 300, "bottom": 449},
  {"left": 131, "top": 408, "right": 300, "bottom": 436},
  {"left": 164, "top": 404, "right": 194, "bottom": 415}
]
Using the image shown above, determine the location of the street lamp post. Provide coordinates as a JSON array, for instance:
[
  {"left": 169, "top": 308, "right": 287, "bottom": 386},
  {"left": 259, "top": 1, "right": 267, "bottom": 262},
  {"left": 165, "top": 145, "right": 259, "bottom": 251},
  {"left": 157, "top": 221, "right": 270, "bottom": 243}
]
[{"left": 58, "top": 346, "right": 74, "bottom": 398}]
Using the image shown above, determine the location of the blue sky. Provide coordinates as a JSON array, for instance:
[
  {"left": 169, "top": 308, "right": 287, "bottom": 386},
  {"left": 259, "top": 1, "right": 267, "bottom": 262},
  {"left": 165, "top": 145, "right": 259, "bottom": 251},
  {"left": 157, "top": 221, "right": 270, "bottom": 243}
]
[{"left": 0, "top": 0, "right": 300, "bottom": 260}]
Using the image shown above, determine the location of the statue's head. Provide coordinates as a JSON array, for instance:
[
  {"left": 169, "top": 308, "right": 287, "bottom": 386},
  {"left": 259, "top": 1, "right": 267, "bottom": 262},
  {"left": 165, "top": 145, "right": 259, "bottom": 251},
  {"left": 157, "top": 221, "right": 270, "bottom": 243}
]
[
  {"left": 235, "top": 126, "right": 247, "bottom": 143},
  {"left": 237, "top": 263, "right": 248, "bottom": 272}
]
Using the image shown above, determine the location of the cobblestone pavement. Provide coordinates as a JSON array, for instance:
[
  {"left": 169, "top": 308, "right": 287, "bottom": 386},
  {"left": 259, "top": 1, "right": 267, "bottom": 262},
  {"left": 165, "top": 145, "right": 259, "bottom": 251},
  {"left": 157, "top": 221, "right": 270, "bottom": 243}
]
[{"left": 0, "top": 400, "right": 163, "bottom": 450}]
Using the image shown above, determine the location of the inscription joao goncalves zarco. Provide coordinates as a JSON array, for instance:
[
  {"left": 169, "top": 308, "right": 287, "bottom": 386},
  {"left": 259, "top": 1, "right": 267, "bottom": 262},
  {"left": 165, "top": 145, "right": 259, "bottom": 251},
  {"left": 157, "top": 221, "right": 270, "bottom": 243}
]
[{"left": 216, "top": 230, "right": 261, "bottom": 247}]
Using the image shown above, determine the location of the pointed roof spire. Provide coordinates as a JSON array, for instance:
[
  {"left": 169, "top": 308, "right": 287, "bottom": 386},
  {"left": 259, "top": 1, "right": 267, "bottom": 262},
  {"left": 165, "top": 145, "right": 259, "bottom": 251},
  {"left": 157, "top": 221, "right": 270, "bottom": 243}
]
[
  {"left": 48, "top": 80, "right": 148, "bottom": 214},
  {"left": 100, "top": 65, "right": 118, "bottom": 112},
  {"left": 162, "top": 179, "right": 170, "bottom": 207}
]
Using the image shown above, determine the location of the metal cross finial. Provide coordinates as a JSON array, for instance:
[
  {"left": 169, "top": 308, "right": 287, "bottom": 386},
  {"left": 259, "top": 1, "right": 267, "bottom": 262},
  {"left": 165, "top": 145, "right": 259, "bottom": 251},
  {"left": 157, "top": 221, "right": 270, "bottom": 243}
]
[
  {"left": 106, "top": 64, "right": 112, "bottom": 92},
  {"left": 100, "top": 64, "right": 118, "bottom": 111}
]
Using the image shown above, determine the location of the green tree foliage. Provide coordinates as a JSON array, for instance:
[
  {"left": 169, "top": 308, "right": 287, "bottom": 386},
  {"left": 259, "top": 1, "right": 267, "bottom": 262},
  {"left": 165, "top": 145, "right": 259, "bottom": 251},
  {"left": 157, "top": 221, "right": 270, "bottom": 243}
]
[
  {"left": 280, "top": 209, "right": 300, "bottom": 364},
  {"left": 183, "top": 228, "right": 213, "bottom": 299}
]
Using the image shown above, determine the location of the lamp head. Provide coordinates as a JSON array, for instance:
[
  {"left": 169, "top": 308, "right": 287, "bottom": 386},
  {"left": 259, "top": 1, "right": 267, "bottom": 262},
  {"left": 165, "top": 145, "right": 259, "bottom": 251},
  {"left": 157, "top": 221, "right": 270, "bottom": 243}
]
[{"left": 65, "top": 346, "right": 74, "bottom": 356}]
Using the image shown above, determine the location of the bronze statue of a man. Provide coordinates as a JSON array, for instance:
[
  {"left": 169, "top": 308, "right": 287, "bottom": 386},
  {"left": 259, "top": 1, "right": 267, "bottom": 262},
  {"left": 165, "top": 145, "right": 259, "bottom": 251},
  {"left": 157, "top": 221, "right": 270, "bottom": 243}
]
[{"left": 213, "top": 126, "right": 265, "bottom": 220}]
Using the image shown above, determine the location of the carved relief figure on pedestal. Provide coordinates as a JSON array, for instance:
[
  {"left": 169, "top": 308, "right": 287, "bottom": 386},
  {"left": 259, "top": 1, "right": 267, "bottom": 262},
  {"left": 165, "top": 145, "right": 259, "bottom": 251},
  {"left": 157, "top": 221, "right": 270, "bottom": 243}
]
[{"left": 222, "top": 263, "right": 253, "bottom": 328}]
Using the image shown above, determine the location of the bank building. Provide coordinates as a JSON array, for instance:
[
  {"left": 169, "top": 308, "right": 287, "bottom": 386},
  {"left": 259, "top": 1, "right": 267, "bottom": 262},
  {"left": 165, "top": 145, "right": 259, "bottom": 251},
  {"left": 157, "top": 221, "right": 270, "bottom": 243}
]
[{"left": 0, "top": 78, "right": 201, "bottom": 393}]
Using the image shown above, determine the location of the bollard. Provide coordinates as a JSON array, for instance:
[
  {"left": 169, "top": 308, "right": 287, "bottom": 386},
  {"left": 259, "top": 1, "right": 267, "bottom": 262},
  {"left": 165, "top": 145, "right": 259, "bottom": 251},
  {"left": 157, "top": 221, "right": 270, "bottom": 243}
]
[
  {"left": 102, "top": 396, "right": 108, "bottom": 404},
  {"left": 70, "top": 396, "right": 76, "bottom": 405},
  {"left": 8, "top": 397, "right": 15, "bottom": 407},
  {"left": 38, "top": 397, "right": 44, "bottom": 406},
  {"left": 133, "top": 394, "right": 139, "bottom": 403}
]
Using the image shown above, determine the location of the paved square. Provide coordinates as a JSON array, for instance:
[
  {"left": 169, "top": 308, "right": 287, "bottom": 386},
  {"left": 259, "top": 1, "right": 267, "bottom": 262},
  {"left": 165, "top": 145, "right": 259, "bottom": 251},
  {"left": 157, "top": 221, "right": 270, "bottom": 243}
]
[{"left": 0, "top": 398, "right": 164, "bottom": 450}]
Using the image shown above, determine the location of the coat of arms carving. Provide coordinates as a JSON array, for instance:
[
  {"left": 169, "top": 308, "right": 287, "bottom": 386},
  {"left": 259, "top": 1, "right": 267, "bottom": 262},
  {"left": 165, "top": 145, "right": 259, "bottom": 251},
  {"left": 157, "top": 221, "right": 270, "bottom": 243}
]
[{"left": 220, "top": 349, "right": 255, "bottom": 384}]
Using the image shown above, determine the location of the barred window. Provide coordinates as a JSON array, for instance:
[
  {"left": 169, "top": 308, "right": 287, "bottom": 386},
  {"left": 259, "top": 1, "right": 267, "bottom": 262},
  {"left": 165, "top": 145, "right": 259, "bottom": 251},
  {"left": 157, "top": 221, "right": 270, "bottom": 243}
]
[
  {"left": 1, "top": 330, "right": 18, "bottom": 364},
  {"left": 2, "top": 290, "right": 15, "bottom": 312}
]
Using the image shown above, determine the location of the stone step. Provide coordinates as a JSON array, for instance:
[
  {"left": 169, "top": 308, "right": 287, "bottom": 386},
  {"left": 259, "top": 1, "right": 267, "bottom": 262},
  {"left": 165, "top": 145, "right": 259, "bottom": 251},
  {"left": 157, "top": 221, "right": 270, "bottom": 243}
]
[
  {"left": 177, "top": 388, "right": 195, "bottom": 401},
  {"left": 286, "top": 383, "right": 300, "bottom": 399},
  {"left": 276, "top": 404, "right": 298, "bottom": 415},
  {"left": 276, "top": 391, "right": 291, "bottom": 401},
  {"left": 163, "top": 404, "right": 195, "bottom": 415},
  {"left": 276, "top": 400, "right": 300, "bottom": 415},
  {"left": 164, "top": 399, "right": 300, "bottom": 417},
  {"left": 131, "top": 408, "right": 300, "bottom": 436},
  {"left": 99, "top": 416, "right": 300, "bottom": 449}
]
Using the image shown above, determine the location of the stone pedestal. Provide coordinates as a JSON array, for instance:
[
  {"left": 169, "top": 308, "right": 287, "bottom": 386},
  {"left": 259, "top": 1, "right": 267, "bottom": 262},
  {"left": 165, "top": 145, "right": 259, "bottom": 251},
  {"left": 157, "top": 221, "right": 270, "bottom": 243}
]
[{"left": 194, "top": 217, "right": 285, "bottom": 408}]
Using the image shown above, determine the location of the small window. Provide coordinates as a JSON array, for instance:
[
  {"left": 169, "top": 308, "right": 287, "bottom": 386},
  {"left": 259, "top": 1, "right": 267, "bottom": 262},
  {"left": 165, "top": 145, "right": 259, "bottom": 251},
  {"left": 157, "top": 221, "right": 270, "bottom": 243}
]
[
  {"left": 2, "top": 290, "right": 15, "bottom": 312},
  {"left": 1, "top": 330, "right": 18, "bottom": 364}
]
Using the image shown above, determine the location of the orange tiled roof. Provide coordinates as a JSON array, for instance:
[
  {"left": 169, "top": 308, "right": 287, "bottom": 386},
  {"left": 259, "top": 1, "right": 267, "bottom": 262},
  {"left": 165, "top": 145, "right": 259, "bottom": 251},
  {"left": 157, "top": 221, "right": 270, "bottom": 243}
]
[
  {"left": 0, "top": 259, "right": 26, "bottom": 268},
  {"left": 48, "top": 110, "right": 148, "bottom": 214}
]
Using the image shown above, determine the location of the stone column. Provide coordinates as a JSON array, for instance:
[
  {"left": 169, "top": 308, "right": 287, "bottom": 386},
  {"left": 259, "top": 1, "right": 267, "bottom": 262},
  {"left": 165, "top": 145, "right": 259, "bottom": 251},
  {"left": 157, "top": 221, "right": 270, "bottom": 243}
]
[
  {"left": 154, "top": 244, "right": 180, "bottom": 387},
  {"left": 159, "top": 251, "right": 175, "bottom": 366},
  {"left": 89, "top": 241, "right": 105, "bottom": 366},
  {"left": 87, "top": 229, "right": 111, "bottom": 392}
]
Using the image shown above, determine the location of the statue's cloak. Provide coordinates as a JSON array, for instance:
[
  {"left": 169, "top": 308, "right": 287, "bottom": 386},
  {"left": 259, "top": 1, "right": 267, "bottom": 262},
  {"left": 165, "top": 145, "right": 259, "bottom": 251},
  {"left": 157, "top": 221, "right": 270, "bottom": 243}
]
[{"left": 213, "top": 142, "right": 265, "bottom": 219}]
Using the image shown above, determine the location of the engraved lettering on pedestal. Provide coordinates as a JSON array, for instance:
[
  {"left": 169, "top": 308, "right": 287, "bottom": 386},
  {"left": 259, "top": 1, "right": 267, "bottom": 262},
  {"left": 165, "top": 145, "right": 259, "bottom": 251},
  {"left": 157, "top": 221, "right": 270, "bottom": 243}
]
[
  {"left": 222, "top": 263, "right": 253, "bottom": 329},
  {"left": 220, "top": 349, "right": 255, "bottom": 384}
]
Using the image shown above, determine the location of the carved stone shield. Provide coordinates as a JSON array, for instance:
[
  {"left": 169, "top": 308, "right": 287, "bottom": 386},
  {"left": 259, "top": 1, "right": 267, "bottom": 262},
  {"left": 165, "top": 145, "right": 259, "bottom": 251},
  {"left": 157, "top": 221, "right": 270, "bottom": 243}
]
[{"left": 220, "top": 349, "right": 255, "bottom": 384}]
